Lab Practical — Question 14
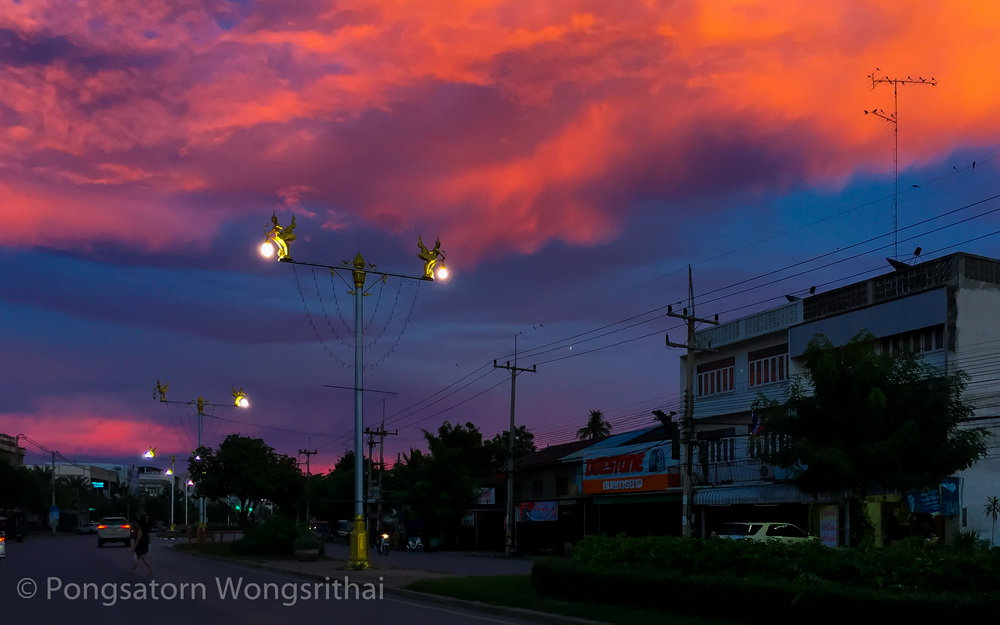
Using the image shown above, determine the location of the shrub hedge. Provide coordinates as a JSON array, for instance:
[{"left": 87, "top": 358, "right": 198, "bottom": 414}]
[
  {"left": 230, "top": 516, "right": 299, "bottom": 557},
  {"left": 530, "top": 535, "right": 1000, "bottom": 623},
  {"left": 532, "top": 556, "right": 1000, "bottom": 625},
  {"left": 569, "top": 534, "right": 1000, "bottom": 593}
]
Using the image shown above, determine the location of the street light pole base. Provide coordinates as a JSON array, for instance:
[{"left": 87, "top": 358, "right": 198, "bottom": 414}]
[{"left": 348, "top": 516, "right": 371, "bottom": 570}]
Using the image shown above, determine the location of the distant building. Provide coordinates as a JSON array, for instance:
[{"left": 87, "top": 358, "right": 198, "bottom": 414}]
[
  {"left": 0, "top": 433, "right": 26, "bottom": 467},
  {"left": 24, "top": 462, "right": 121, "bottom": 491}
]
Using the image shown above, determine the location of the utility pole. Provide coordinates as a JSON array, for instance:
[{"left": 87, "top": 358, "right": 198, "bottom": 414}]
[
  {"left": 364, "top": 411, "right": 397, "bottom": 527},
  {"left": 51, "top": 450, "right": 57, "bottom": 534},
  {"left": 666, "top": 265, "right": 717, "bottom": 538},
  {"left": 864, "top": 69, "right": 937, "bottom": 260},
  {"left": 494, "top": 336, "right": 536, "bottom": 557},
  {"left": 299, "top": 448, "right": 318, "bottom": 522}
]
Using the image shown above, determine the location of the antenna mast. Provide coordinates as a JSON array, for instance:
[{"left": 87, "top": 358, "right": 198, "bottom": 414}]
[{"left": 864, "top": 69, "right": 936, "bottom": 260}]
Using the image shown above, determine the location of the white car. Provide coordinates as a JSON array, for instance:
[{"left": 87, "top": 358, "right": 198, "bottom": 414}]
[
  {"left": 96, "top": 517, "right": 132, "bottom": 548},
  {"left": 716, "top": 521, "right": 814, "bottom": 543}
]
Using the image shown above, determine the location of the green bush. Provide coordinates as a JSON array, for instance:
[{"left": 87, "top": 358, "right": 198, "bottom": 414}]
[
  {"left": 231, "top": 515, "right": 298, "bottom": 557},
  {"left": 293, "top": 531, "right": 322, "bottom": 550},
  {"left": 567, "top": 534, "right": 1000, "bottom": 594},
  {"left": 532, "top": 556, "right": 1000, "bottom": 625}
]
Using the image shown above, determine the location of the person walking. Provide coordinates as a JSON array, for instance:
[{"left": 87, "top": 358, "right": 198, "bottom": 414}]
[{"left": 129, "top": 515, "right": 154, "bottom": 576}]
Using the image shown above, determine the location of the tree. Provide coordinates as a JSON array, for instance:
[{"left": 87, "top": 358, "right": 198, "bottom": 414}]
[
  {"left": 577, "top": 409, "right": 612, "bottom": 441},
  {"left": 188, "top": 434, "right": 303, "bottom": 531},
  {"left": 310, "top": 451, "right": 369, "bottom": 524},
  {"left": 392, "top": 421, "right": 494, "bottom": 543},
  {"left": 754, "top": 331, "right": 989, "bottom": 543},
  {"left": 485, "top": 425, "right": 536, "bottom": 472},
  {"left": 986, "top": 496, "right": 1000, "bottom": 548}
]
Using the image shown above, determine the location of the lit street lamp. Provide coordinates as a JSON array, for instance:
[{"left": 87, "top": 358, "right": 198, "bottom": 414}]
[
  {"left": 153, "top": 382, "right": 250, "bottom": 527},
  {"left": 260, "top": 213, "right": 449, "bottom": 569}
]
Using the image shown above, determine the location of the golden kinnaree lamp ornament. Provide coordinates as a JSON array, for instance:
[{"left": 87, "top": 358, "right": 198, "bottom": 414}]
[
  {"left": 261, "top": 212, "right": 297, "bottom": 260},
  {"left": 417, "top": 235, "right": 448, "bottom": 280},
  {"left": 232, "top": 387, "right": 250, "bottom": 408}
]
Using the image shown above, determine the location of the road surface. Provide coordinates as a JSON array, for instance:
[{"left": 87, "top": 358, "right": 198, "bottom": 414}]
[{"left": 0, "top": 533, "right": 546, "bottom": 624}]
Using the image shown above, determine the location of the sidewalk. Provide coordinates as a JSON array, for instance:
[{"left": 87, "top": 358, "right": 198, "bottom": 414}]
[
  {"left": 172, "top": 542, "right": 606, "bottom": 625},
  {"left": 258, "top": 554, "right": 457, "bottom": 588}
]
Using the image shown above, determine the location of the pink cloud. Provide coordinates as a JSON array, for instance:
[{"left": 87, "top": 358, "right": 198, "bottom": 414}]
[
  {"left": 1, "top": 402, "right": 187, "bottom": 460},
  {"left": 2, "top": 1, "right": 998, "bottom": 265}
]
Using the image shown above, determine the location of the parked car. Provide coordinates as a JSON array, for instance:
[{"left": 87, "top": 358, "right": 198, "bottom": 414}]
[
  {"left": 77, "top": 522, "right": 99, "bottom": 535},
  {"left": 337, "top": 520, "right": 352, "bottom": 544},
  {"left": 716, "top": 521, "right": 814, "bottom": 543},
  {"left": 310, "top": 522, "right": 333, "bottom": 543},
  {"left": 0, "top": 530, "right": 6, "bottom": 561},
  {"left": 96, "top": 517, "right": 132, "bottom": 547}
]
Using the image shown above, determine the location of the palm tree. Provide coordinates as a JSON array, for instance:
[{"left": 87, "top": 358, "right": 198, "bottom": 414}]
[
  {"left": 986, "top": 496, "right": 1000, "bottom": 547},
  {"left": 577, "top": 410, "right": 612, "bottom": 441},
  {"left": 57, "top": 475, "right": 89, "bottom": 510}
]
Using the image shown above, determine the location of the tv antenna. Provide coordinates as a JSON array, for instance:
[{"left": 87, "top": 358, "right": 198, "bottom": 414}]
[{"left": 864, "top": 69, "right": 936, "bottom": 260}]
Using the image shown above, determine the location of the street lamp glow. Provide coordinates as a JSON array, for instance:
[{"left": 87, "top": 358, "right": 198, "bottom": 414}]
[
  {"left": 164, "top": 468, "right": 173, "bottom": 476},
  {"left": 143, "top": 447, "right": 156, "bottom": 459},
  {"left": 433, "top": 262, "right": 451, "bottom": 282},
  {"left": 259, "top": 241, "right": 276, "bottom": 259}
]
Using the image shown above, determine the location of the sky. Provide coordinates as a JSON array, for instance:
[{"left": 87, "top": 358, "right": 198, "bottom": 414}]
[{"left": 2, "top": 0, "right": 1000, "bottom": 476}]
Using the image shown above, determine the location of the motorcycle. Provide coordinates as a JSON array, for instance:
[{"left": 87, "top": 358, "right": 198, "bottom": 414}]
[
  {"left": 406, "top": 535, "right": 424, "bottom": 552},
  {"left": 375, "top": 531, "right": 391, "bottom": 556}
]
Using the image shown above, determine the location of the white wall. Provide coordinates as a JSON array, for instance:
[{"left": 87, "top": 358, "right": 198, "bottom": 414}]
[{"left": 952, "top": 286, "right": 1000, "bottom": 540}]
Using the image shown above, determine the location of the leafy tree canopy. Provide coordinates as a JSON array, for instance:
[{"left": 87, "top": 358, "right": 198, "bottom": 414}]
[
  {"left": 754, "top": 331, "right": 990, "bottom": 497},
  {"left": 486, "top": 425, "right": 536, "bottom": 471},
  {"left": 391, "top": 421, "right": 494, "bottom": 540},
  {"left": 188, "top": 434, "right": 303, "bottom": 531}
]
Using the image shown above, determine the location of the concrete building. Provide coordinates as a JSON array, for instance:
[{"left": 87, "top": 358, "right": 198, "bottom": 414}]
[
  {"left": 0, "top": 433, "right": 26, "bottom": 466},
  {"left": 684, "top": 251, "right": 1000, "bottom": 544}
]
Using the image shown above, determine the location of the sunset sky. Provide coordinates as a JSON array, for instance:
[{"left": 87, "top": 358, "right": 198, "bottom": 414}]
[{"left": 2, "top": 1, "right": 999, "bottom": 475}]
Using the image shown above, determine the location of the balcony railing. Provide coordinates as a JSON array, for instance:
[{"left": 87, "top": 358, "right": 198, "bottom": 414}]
[
  {"left": 696, "top": 302, "right": 802, "bottom": 350},
  {"left": 689, "top": 459, "right": 788, "bottom": 486}
]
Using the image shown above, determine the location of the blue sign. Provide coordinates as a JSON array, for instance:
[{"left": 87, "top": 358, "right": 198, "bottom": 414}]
[{"left": 940, "top": 477, "right": 962, "bottom": 517}]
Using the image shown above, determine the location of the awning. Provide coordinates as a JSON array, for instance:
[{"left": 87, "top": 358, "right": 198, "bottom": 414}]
[
  {"left": 694, "top": 484, "right": 841, "bottom": 506},
  {"left": 592, "top": 493, "right": 682, "bottom": 505}
]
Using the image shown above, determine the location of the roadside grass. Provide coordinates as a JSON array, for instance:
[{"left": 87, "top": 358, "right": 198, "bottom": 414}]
[{"left": 406, "top": 575, "right": 744, "bottom": 625}]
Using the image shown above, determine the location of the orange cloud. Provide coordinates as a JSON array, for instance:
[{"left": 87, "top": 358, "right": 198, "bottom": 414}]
[{"left": 1, "top": 1, "right": 998, "bottom": 265}]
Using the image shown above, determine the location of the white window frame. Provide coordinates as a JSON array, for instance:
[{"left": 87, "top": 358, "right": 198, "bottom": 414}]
[
  {"left": 748, "top": 353, "right": 789, "bottom": 388},
  {"left": 697, "top": 366, "right": 734, "bottom": 397}
]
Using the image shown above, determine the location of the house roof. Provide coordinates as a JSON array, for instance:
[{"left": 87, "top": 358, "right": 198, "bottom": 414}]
[
  {"left": 516, "top": 424, "right": 677, "bottom": 469},
  {"left": 516, "top": 438, "right": 596, "bottom": 469}
]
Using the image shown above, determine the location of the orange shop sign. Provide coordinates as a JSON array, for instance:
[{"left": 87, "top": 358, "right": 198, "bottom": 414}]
[{"left": 582, "top": 443, "right": 678, "bottom": 494}]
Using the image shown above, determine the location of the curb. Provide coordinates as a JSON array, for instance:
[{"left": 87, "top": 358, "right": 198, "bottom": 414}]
[{"left": 171, "top": 545, "right": 609, "bottom": 625}]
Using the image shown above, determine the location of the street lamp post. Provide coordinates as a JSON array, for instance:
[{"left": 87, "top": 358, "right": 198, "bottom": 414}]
[
  {"left": 260, "top": 215, "right": 448, "bottom": 570},
  {"left": 153, "top": 383, "right": 250, "bottom": 529},
  {"left": 165, "top": 456, "right": 176, "bottom": 531},
  {"left": 185, "top": 477, "right": 193, "bottom": 527}
]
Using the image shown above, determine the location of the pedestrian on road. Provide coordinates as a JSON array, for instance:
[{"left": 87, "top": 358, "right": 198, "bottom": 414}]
[{"left": 130, "top": 515, "right": 154, "bottom": 576}]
